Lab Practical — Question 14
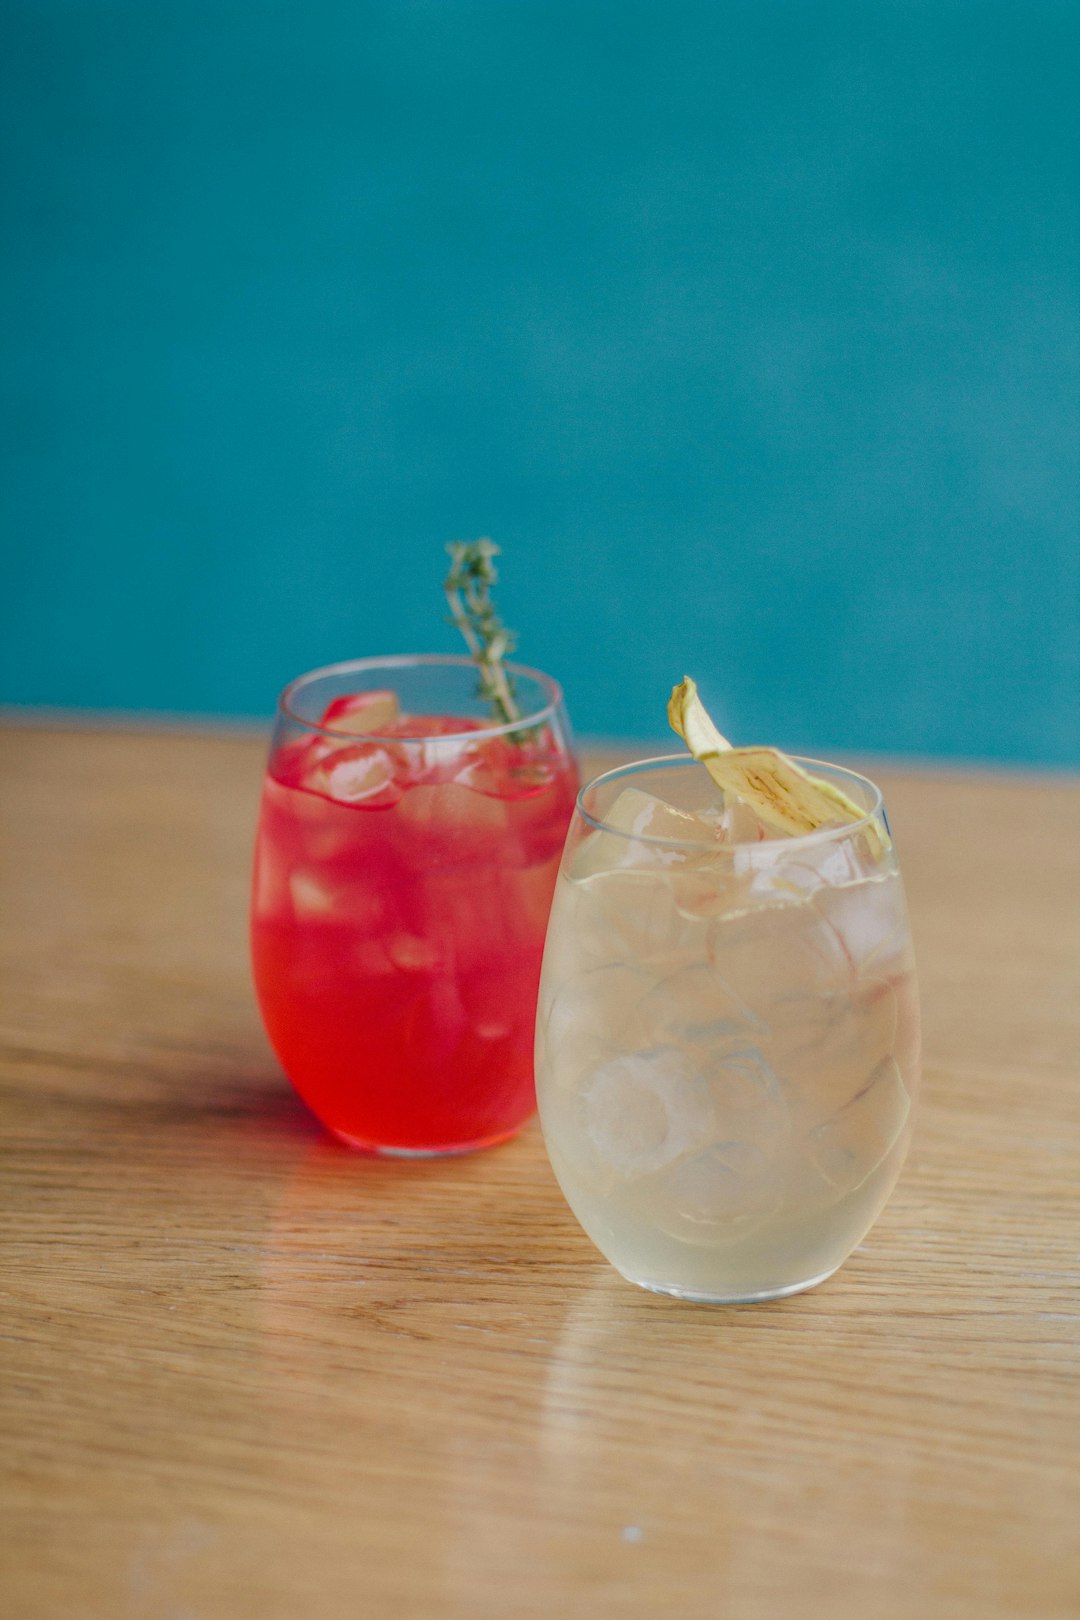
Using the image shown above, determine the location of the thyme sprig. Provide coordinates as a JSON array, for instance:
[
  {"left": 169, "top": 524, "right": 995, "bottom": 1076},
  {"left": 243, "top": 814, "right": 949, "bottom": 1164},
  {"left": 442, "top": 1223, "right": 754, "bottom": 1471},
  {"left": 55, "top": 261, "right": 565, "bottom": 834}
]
[{"left": 443, "top": 538, "right": 522, "bottom": 726}]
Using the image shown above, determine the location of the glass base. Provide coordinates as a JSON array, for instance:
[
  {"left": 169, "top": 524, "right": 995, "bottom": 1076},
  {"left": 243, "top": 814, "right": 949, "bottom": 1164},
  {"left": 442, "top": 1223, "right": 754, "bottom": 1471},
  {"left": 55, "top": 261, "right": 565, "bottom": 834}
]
[
  {"left": 330, "top": 1121, "right": 529, "bottom": 1158},
  {"left": 618, "top": 1263, "right": 841, "bottom": 1305}
]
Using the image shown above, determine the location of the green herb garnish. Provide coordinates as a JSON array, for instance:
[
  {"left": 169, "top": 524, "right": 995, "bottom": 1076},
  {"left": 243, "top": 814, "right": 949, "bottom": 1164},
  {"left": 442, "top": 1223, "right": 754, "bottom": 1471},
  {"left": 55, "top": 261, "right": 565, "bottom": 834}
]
[{"left": 444, "top": 538, "right": 522, "bottom": 726}]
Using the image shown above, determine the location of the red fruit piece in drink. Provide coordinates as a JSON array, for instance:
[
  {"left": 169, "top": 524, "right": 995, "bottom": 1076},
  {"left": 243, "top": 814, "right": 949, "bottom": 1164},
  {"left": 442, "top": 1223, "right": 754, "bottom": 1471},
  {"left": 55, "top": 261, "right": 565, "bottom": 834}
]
[{"left": 319, "top": 689, "right": 401, "bottom": 735}]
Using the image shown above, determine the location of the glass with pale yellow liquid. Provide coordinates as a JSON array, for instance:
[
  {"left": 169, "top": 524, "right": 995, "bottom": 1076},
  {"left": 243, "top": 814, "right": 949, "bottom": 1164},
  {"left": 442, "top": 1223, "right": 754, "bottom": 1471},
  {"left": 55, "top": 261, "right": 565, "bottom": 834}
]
[{"left": 535, "top": 702, "right": 920, "bottom": 1303}]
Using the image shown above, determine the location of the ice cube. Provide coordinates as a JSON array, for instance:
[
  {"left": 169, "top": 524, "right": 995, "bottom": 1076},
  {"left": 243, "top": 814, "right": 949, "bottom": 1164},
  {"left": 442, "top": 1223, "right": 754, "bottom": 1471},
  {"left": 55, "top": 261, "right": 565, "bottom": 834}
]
[
  {"left": 813, "top": 873, "right": 909, "bottom": 975},
  {"left": 638, "top": 962, "right": 762, "bottom": 1050},
  {"left": 314, "top": 744, "right": 404, "bottom": 807},
  {"left": 252, "top": 845, "right": 289, "bottom": 920},
  {"left": 540, "top": 962, "right": 655, "bottom": 1089},
  {"left": 676, "top": 829, "right": 873, "bottom": 925},
  {"left": 568, "top": 827, "right": 656, "bottom": 883},
  {"left": 809, "top": 1056, "right": 911, "bottom": 1194},
  {"left": 270, "top": 737, "right": 329, "bottom": 788},
  {"left": 449, "top": 740, "right": 574, "bottom": 867},
  {"left": 564, "top": 865, "right": 710, "bottom": 974},
  {"left": 814, "top": 836, "right": 880, "bottom": 886},
  {"left": 737, "top": 838, "right": 867, "bottom": 903},
  {"left": 605, "top": 786, "right": 718, "bottom": 843},
  {"left": 319, "top": 689, "right": 400, "bottom": 735},
  {"left": 653, "top": 1141, "right": 782, "bottom": 1246},
  {"left": 452, "top": 733, "right": 561, "bottom": 803},
  {"left": 567, "top": 828, "right": 632, "bottom": 881},
  {"left": 579, "top": 1047, "right": 715, "bottom": 1177},
  {"left": 376, "top": 719, "right": 490, "bottom": 786},
  {"left": 717, "top": 795, "right": 770, "bottom": 845},
  {"left": 461, "top": 956, "right": 532, "bottom": 1044},
  {"left": 262, "top": 757, "right": 352, "bottom": 861},
  {"left": 770, "top": 977, "right": 900, "bottom": 1122},
  {"left": 670, "top": 824, "right": 870, "bottom": 926},
  {"left": 569, "top": 788, "right": 716, "bottom": 883},
  {"left": 708, "top": 898, "right": 851, "bottom": 1013},
  {"left": 288, "top": 870, "right": 337, "bottom": 918},
  {"left": 562, "top": 793, "right": 731, "bottom": 968},
  {"left": 668, "top": 854, "right": 746, "bottom": 922},
  {"left": 286, "top": 866, "right": 389, "bottom": 932},
  {"left": 393, "top": 780, "right": 510, "bottom": 866},
  {"left": 706, "top": 1044, "right": 786, "bottom": 1147},
  {"left": 386, "top": 932, "right": 443, "bottom": 972}
]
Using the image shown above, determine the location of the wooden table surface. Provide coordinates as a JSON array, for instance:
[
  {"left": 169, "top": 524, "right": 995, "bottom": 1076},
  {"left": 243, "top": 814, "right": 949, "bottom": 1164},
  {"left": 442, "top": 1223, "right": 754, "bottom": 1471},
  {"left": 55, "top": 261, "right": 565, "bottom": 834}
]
[{"left": 1, "top": 724, "right": 1078, "bottom": 1620}]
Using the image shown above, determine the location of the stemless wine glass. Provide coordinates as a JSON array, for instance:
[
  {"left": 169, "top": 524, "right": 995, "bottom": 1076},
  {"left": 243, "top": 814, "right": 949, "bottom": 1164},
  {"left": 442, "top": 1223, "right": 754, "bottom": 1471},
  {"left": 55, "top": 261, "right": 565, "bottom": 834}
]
[
  {"left": 251, "top": 654, "right": 578, "bottom": 1156},
  {"left": 535, "top": 755, "right": 921, "bottom": 1301}
]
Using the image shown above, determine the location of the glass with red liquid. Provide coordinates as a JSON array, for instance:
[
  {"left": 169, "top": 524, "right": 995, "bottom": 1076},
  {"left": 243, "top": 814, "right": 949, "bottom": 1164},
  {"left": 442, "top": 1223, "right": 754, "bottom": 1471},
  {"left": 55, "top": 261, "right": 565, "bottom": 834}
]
[{"left": 251, "top": 655, "right": 578, "bottom": 1155}]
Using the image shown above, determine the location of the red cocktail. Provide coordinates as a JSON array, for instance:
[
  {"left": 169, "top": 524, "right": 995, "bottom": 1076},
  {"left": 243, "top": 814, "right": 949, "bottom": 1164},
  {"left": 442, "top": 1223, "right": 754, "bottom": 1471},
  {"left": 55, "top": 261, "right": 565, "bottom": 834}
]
[{"left": 251, "top": 656, "right": 577, "bottom": 1154}]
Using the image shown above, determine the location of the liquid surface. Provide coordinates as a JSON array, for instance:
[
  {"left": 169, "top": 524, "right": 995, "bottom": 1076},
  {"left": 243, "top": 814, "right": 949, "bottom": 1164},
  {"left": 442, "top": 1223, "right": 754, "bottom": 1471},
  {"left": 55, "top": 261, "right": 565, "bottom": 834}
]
[{"left": 252, "top": 716, "right": 578, "bottom": 1152}]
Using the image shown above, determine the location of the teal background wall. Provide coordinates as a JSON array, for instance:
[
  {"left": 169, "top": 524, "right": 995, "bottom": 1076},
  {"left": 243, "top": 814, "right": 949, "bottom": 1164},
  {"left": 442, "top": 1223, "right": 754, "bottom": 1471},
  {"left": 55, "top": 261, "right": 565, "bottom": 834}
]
[{"left": 2, "top": 2, "right": 1078, "bottom": 762}]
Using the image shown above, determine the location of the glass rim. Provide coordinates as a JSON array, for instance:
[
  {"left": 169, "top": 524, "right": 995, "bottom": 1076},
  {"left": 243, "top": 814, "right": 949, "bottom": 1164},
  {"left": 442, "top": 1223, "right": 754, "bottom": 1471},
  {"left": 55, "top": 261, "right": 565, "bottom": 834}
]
[
  {"left": 279, "top": 653, "right": 565, "bottom": 743},
  {"left": 576, "top": 753, "right": 886, "bottom": 853}
]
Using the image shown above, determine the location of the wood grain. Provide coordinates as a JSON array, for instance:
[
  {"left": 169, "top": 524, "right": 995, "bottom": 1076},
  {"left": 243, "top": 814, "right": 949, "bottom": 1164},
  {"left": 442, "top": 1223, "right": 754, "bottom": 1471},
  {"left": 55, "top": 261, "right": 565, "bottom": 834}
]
[{"left": 1, "top": 724, "right": 1078, "bottom": 1620}]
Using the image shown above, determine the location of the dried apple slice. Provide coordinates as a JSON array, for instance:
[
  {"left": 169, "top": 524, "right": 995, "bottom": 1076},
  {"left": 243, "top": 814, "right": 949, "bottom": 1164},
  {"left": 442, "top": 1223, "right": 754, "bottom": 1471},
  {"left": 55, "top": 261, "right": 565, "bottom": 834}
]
[{"left": 667, "top": 677, "right": 886, "bottom": 855}]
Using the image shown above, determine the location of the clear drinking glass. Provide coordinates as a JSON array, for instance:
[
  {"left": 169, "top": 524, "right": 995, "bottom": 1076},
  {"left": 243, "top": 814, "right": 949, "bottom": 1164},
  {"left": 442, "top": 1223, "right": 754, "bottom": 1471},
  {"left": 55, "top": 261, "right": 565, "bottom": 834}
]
[
  {"left": 251, "top": 654, "right": 578, "bottom": 1156},
  {"left": 535, "top": 756, "right": 921, "bottom": 1301}
]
